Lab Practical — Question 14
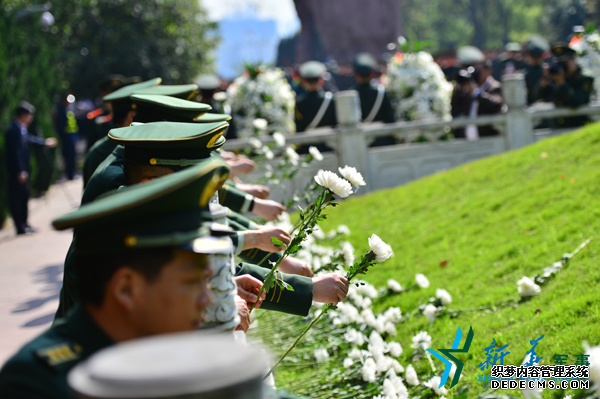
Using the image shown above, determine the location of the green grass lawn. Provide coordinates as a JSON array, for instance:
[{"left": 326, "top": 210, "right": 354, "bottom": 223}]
[{"left": 249, "top": 124, "right": 600, "bottom": 399}]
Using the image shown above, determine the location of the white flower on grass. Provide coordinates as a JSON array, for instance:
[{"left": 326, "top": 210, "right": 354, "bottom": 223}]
[
  {"left": 343, "top": 357, "right": 354, "bottom": 368},
  {"left": 405, "top": 364, "right": 420, "bottom": 386},
  {"left": 368, "top": 331, "right": 386, "bottom": 352},
  {"left": 354, "top": 296, "right": 372, "bottom": 310},
  {"left": 518, "top": 276, "right": 541, "bottom": 297},
  {"left": 411, "top": 331, "right": 432, "bottom": 349},
  {"left": 337, "top": 224, "right": 350, "bottom": 235},
  {"left": 586, "top": 344, "right": 600, "bottom": 394},
  {"left": 285, "top": 146, "right": 300, "bottom": 166},
  {"left": 265, "top": 148, "right": 275, "bottom": 160},
  {"left": 391, "top": 359, "right": 404, "bottom": 374},
  {"left": 384, "top": 321, "right": 397, "bottom": 336},
  {"left": 308, "top": 146, "right": 324, "bottom": 161},
  {"left": 368, "top": 234, "right": 393, "bottom": 262},
  {"left": 344, "top": 328, "right": 365, "bottom": 345},
  {"left": 314, "top": 348, "right": 329, "bottom": 363},
  {"left": 383, "top": 307, "right": 402, "bottom": 323},
  {"left": 341, "top": 241, "right": 355, "bottom": 266},
  {"left": 424, "top": 376, "right": 448, "bottom": 396},
  {"left": 423, "top": 304, "right": 437, "bottom": 323},
  {"left": 383, "top": 378, "right": 399, "bottom": 399},
  {"left": 388, "top": 342, "right": 403, "bottom": 357},
  {"left": 435, "top": 288, "right": 452, "bottom": 305},
  {"left": 362, "top": 358, "right": 378, "bottom": 382},
  {"left": 252, "top": 118, "right": 268, "bottom": 130},
  {"left": 314, "top": 169, "right": 353, "bottom": 198},
  {"left": 337, "top": 302, "right": 361, "bottom": 324},
  {"left": 338, "top": 165, "right": 366, "bottom": 187},
  {"left": 389, "top": 372, "right": 409, "bottom": 399},
  {"left": 415, "top": 273, "right": 430, "bottom": 288},
  {"left": 357, "top": 282, "right": 379, "bottom": 298},
  {"left": 349, "top": 347, "right": 363, "bottom": 359},
  {"left": 521, "top": 353, "right": 543, "bottom": 399},
  {"left": 376, "top": 356, "right": 394, "bottom": 373},
  {"left": 273, "top": 132, "right": 286, "bottom": 147},
  {"left": 362, "top": 309, "right": 377, "bottom": 327},
  {"left": 388, "top": 279, "right": 402, "bottom": 293},
  {"left": 313, "top": 225, "right": 326, "bottom": 240},
  {"left": 248, "top": 137, "right": 262, "bottom": 149}
]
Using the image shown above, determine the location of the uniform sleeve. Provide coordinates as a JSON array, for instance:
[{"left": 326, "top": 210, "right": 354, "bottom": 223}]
[
  {"left": 235, "top": 263, "right": 313, "bottom": 316},
  {"left": 228, "top": 210, "right": 257, "bottom": 229},
  {"left": 218, "top": 182, "right": 255, "bottom": 213},
  {"left": 0, "top": 354, "right": 70, "bottom": 399},
  {"left": 5, "top": 126, "right": 28, "bottom": 175}
]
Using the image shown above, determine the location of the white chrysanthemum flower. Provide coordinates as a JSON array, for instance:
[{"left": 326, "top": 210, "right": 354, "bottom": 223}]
[
  {"left": 377, "top": 356, "right": 394, "bottom": 373},
  {"left": 343, "top": 357, "right": 354, "bottom": 368},
  {"left": 424, "top": 376, "right": 448, "bottom": 396},
  {"left": 435, "top": 288, "right": 452, "bottom": 305},
  {"left": 390, "top": 373, "right": 409, "bottom": 399},
  {"left": 362, "top": 309, "right": 377, "bottom": 327},
  {"left": 391, "top": 359, "right": 404, "bottom": 374},
  {"left": 339, "top": 165, "right": 366, "bottom": 186},
  {"left": 337, "top": 224, "right": 350, "bottom": 235},
  {"left": 415, "top": 273, "right": 430, "bottom": 288},
  {"left": 411, "top": 331, "right": 432, "bottom": 349},
  {"left": 285, "top": 146, "right": 299, "bottom": 166},
  {"left": 384, "top": 321, "right": 397, "bottom": 336},
  {"left": 362, "top": 358, "right": 377, "bottom": 382},
  {"left": 273, "top": 132, "right": 286, "bottom": 147},
  {"left": 383, "top": 378, "right": 398, "bottom": 399},
  {"left": 357, "top": 282, "right": 378, "bottom": 299},
  {"left": 308, "top": 146, "right": 324, "bottom": 161},
  {"left": 344, "top": 328, "right": 365, "bottom": 345},
  {"left": 314, "top": 348, "right": 329, "bottom": 363},
  {"left": 248, "top": 137, "right": 262, "bottom": 149},
  {"left": 368, "top": 331, "right": 385, "bottom": 351},
  {"left": 265, "top": 148, "right": 274, "bottom": 160},
  {"left": 341, "top": 241, "right": 355, "bottom": 266},
  {"left": 349, "top": 347, "right": 363, "bottom": 359},
  {"left": 383, "top": 307, "right": 402, "bottom": 323},
  {"left": 314, "top": 170, "right": 353, "bottom": 198},
  {"left": 388, "top": 279, "right": 402, "bottom": 293},
  {"left": 388, "top": 342, "right": 403, "bottom": 357},
  {"left": 586, "top": 345, "right": 600, "bottom": 394},
  {"left": 253, "top": 118, "right": 268, "bottom": 130},
  {"left": 368, "top": 234, "right": 393, "bottom": 262},
  {"left": 405, "top": 364, "right": 420, "bottom": 386},
  {"left": 312, "top": 225, "right": 326, "bottom": 240},
  {"left": 518, "top": 276, "right": 542, "bottom": 297},
  {"left": 423, "top": 304, "right": 437, "bottom": 323}
]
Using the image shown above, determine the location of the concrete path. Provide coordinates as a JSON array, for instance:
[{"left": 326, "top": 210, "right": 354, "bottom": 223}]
[{"left": 0, "top": 178, "right": 81, "bottom": 365}]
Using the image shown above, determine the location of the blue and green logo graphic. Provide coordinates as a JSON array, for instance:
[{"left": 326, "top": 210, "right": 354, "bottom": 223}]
[{"left": 427, "top": 326, "right": 474, "bottom": 389}]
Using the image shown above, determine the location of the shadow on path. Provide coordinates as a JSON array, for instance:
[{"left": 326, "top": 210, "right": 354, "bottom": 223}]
[{"left": 12, "top": 264, "right": 62, "bottom": 328}]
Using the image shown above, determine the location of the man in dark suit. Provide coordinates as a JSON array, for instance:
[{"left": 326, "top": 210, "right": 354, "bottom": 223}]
[
  {"left": 351, "top": 52, "right": 396, "bottom": 146},
  {"left": 5, "top": 101, "right": 56, "bottom": 235},
  {"left": 451, "top": 59, "right": 505, "bottom": 138}
]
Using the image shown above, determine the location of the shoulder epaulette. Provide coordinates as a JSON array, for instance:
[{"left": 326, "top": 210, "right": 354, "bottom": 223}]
[{"left": 35, "top": 342, "right": 82, "bottom": 367}]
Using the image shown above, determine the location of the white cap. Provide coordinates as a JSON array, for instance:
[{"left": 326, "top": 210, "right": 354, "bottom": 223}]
[{"left": 68, "top": 332, "right": 269, "bottom": 398}]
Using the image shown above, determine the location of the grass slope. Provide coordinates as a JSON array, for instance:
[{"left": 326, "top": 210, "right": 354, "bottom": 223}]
[{"left": 252, "top": 124, "right": 600, "bottom": 398}]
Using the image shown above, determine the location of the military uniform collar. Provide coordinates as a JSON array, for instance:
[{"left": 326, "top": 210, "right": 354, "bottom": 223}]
[{"left": 66, "top": 305, "right": 114, "bottom": 355}]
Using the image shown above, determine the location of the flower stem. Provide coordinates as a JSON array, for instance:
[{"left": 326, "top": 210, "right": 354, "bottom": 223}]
[{"left": 263, "top": 304, "right": 332, "bottom": 380}]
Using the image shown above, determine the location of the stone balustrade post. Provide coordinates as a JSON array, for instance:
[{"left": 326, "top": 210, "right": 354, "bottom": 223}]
[
  {"left": 334, "top": 90, "right": 371, "bottom": 193},
  {"left": 503, "top": 73, "right": 534, "bottom": 150}
]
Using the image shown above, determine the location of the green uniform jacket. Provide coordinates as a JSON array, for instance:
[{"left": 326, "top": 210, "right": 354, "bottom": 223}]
[
  {"left": 82, "top": 135, "right": 119, "bottom": 188},
  {"left": 524, "top": 64, "right": 543, "bottom": 105},
  {"left": 236, "top": 263, "right": 312, "bottom": 316},
  {"left": 294, "top": 90, "right": 337, "bottom": 133},
  {"left": 0, "top": 306, "right": 113, "bottom": 399}
]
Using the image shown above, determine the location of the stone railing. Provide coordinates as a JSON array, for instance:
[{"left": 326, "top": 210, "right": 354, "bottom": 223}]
[{"left": 223, "top": 74, "right": 600, "bottom": 201}]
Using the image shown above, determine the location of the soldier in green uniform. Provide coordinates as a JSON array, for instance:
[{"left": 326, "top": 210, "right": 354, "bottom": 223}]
[
  {"left": 196, "top": 74, "right": 238, "bottom": 139},
  {"left": 0, "top": 159, "right": 238, "bottom": 398},
  {"left": 537, "top": 42, "right": 594, "bottom": 127},
  {"left": 524, "top": 35, "right": 550, "bottom": 105},
  {"left": 57, "top": 119, "right": 347, "bottom": 321},
  {"left": 351, "top": 52, "right": 396, "bottom": 147},
  {"left": 82, "top": 77, "right": 163, "bottom": 186}
]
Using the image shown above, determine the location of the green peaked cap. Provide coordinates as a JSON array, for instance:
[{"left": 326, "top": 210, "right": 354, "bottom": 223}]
[
  {"left": 131, "top": 94, "right": 212, "bottom": 123},
  {"left": 103, "top": 78, "right": 162, "bottom": 102},
  {"left": 194, "top": 112, "right": 232, "bottom": 123},
  {"left": 108, "top": 121, "right": 228, "bottom": 167},
  {"left": 52, "top": 159, "right": 232, "bottom": 254},
  {"left": 136, "top": 84, "right": 199, "bottom": 100}
]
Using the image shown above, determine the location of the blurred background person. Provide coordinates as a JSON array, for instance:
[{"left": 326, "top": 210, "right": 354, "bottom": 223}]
[
  {"left": 5, "top": 101, "right": 56, "bottom": 235},
  {"left": 53, "top": 93, "right": 79, "bottom": 180}
]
